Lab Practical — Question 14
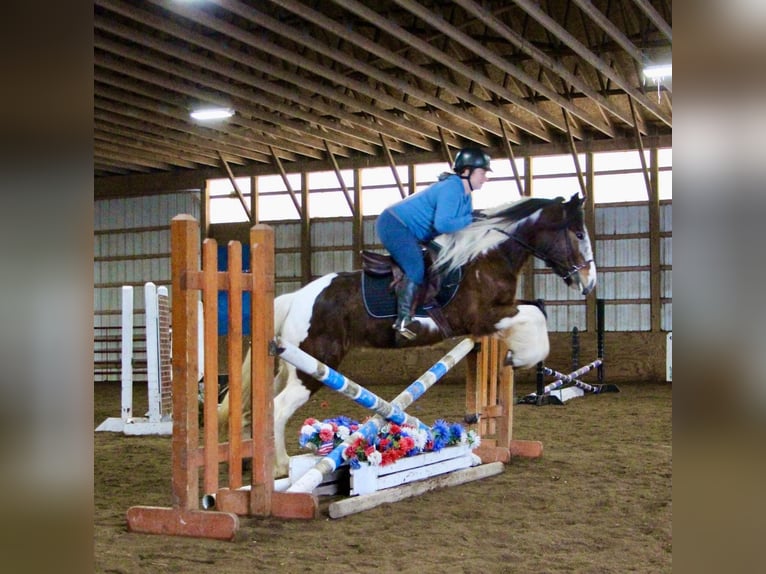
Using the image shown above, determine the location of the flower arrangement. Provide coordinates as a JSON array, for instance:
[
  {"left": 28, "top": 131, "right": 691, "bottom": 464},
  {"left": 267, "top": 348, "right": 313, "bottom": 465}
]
[
  {"left": 298, "top": 416, "right": 359, "bottom": 455},
  {"left": 298, "top": 416, "right": 480, "bottom": 469}
]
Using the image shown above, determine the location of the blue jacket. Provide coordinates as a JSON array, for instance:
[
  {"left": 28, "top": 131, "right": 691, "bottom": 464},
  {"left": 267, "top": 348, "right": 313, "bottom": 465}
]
[{"left": 387, "top": 174, "right": 473, "bottom": 242}]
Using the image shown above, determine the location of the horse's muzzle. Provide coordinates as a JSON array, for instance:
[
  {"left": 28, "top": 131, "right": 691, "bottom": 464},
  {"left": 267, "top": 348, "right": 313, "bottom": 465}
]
[{"left": 577, "top": 261, "right": 597, "bottom": 295}]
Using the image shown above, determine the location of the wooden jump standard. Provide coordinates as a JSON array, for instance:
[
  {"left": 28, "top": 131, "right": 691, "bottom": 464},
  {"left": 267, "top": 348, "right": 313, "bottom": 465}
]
[
  {"left": 126, "top": 215, "right": 316, "bottom": 541},
  {"left": 466, "top": 337, "right": 543, "bottom": 462}
]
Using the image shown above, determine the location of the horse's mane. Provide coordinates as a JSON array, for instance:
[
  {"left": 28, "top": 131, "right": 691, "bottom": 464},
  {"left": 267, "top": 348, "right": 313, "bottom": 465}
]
[{"left": 433, "top": 196, "right": 561, "bottom": 273}]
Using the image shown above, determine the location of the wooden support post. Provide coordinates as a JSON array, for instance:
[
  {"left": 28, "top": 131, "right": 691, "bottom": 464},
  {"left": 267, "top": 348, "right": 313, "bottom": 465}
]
[
  {"left": 249, "top": 225, "right": 275, "bottom": 516},
  {"left": 467, "top": 337, "right": 542, "bottom": 464},
  {"left": 126, "top": 215, "right": 239, "bottom": 541}
]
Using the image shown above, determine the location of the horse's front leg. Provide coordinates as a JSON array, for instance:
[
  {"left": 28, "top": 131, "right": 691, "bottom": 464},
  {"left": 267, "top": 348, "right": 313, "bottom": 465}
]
[
  {"left": 272, "top": 362, "right": 311, "bottom": 477},
  {"left": 493, "top": 304, "right": 550, "bottom": 369}
]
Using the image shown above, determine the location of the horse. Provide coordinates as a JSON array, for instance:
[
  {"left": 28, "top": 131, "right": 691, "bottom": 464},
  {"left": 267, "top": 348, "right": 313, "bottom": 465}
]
[{"left": 219, "top": 193, "right": 597, "bottom": 476}]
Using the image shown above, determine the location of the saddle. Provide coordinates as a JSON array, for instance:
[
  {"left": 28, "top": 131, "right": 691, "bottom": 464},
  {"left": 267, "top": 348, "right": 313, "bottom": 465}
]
[{"left": 361, "top": 246, "right": 459, "bottom": 338}]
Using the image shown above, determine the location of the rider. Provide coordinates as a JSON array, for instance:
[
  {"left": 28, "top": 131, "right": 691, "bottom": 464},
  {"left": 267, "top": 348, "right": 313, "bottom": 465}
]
[{"left": 375, "top": 147, "right": 492, "bottom": 340}]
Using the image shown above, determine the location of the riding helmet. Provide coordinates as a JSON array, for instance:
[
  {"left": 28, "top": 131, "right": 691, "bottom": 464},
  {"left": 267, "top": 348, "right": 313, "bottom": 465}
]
[{"left": 453, "top": 147, "right": 492, "bottom": 173}]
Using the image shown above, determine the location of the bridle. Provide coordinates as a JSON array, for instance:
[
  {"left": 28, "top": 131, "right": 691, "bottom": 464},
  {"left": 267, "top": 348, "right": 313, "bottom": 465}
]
[{"left": 492, "top": 221, "right": 592, "bottom": 282}]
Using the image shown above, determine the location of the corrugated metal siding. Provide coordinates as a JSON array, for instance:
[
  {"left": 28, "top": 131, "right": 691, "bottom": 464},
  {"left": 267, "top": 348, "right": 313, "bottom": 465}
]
[
  {"left": 311, "top": 220, "right": 353, "bottom": 247},
  {"left": 605, "top": 303, "right": 651, "bottom": 330},
  {"left": 660, "top": 236, "right": 672, "bottom": 266},
  {"left": 662, "top": 303, "right": 672, "bottom": 331},
  {"left": 363, "top": 218, "right": 379, "bottom": 245},
  {"left": 94, "top": 192, "right": 200, "bottom": 381},
  {"left": 598, "top": 271, "right": 651, "bottom": 299},
  {"left": 660, "top": 203, "right": 672, "bottom": 233},
  {"left": 275, "top": 252, "right": 302, "bottom": 279},
  {"left": 311, "top": 251, "right": 354, "bottom": 276},
  {"left": 545, "top": 303, "right": 588, "bottom": 331},
  {"left": 596, "top": 204, "right": 649, "bottom": 235},
  {"left": 274, "top": 222, "right": 301, "bottom": 248},
  {"left": 596, "top": 238, "right": 650, "bottom": 266}
]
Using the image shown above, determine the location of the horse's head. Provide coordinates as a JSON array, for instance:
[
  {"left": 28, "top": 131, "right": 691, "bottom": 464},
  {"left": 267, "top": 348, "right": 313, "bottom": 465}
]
[
  {"left": 433, "top": 194, "right": 597, "bottom": 295},
  {"left": 528, "top": 193, "right": 597, "bottom": 295}
]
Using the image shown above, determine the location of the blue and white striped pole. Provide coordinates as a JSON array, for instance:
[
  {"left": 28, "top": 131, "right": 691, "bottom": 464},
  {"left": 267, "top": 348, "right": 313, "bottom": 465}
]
[
  {"left": 284, "top": 337, "right": 476, "bottom": 494},
  {"left": 274, "top": 339, "right": 430, "bottom": 431}
]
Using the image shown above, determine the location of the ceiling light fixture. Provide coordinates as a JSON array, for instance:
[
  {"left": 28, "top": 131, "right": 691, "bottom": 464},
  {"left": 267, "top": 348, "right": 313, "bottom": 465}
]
[
  {"left": 643, "top": 64, "right": 672, "bottom": 80},
  {"left": 190, "top": 107, "right": 235, "bottom": 121},
  {"left": 642, "top": 64, "right": 671, "bottom": 103}
]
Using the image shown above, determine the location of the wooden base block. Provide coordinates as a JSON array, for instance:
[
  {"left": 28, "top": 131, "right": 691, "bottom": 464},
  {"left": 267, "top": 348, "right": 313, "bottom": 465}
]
[
  {"left": 328, "top": 462, "right": 504, "bottom": 519},
  {"left": 270, "top": 491, "right": 319, "bottom": 520},
  {"left": 215, "top": 489, "right": 251, "bottom": 515},
  {"left": 509, "top": 439, "right": 544, "bottom": 458},
  {"left": 126, "top": 506, "right": 239, "bottom": 541},
  {"left": 474, "top": 445, "right": 511, "bottom": 464}
]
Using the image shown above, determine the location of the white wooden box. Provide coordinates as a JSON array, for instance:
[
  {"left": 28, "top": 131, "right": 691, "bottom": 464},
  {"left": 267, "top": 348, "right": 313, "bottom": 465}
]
[{"left": 349, "top": 444, "right": 475, "bottom": 496}]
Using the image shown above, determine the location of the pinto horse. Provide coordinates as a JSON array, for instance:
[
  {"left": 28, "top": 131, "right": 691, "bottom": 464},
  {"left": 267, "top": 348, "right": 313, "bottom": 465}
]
[{"left": 219, "top": 193, "right": 597, "bottom": 476}]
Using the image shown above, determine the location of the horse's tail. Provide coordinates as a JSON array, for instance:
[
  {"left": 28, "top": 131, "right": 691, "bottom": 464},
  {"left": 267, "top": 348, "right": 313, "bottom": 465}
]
[{"left": 217, "top": 291, "right": 297, "bottom": 436}]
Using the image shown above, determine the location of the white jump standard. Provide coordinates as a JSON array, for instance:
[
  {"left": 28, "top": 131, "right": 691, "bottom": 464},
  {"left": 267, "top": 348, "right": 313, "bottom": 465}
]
[{"left": 96, "top": 283, "right": 173, "bottom": 435}]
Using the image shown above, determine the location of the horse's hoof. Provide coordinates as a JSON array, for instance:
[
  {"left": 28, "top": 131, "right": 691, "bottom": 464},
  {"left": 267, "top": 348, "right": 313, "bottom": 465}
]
[{"left": 503, "top": 350, "right": 514, "bottom": 366}]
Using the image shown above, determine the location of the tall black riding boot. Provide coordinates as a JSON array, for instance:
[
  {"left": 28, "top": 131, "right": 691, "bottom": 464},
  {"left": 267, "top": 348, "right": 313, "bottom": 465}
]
[{"left": 393, "top": 278, "right": 418, "bottom": 340}]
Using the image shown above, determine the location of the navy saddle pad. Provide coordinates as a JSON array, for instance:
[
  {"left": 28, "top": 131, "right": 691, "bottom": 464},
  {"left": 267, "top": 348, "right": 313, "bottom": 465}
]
[{"left": 361, "top": 268, "right": 461, "bottom": 319}]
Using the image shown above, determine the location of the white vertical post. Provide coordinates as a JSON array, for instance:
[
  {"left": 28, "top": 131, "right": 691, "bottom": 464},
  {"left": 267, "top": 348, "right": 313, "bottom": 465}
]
[
  {"left": 145, "top": 282, "right": 161, "bottom": 424},
  {"left": 121, "top": 285, "right": 134, "bottom": 420},
  {"left": 666, "top": 332, "right": 672, "bottom": 382}
]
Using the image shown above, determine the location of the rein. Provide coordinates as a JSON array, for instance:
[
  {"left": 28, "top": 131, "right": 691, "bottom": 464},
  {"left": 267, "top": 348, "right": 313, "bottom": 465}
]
[{"left": 492, "top": 226, "right": 591, "bottom": 281}]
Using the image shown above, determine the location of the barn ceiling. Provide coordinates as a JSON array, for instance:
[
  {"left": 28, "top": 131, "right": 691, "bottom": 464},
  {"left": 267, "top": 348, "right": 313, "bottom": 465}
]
[{"left": 94, "top": 0, "right": 672, "bottom": 190}]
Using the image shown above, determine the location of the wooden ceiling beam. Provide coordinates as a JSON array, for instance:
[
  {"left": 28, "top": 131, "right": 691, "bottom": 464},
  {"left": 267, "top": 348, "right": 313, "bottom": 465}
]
[
  {"left": 94, "top": 20, "right": 388, "bottom": 155},
  {"left": 454, "top": 0, "right": 635, "bottom": 131},
  {"left": 393, "top": 0, "right": 612, "bottom": 139},
  {"left": 94, "top": 108, "right": 260, "bottom": 168},
  {"left": 327, "top": 0, "right": 553, "bottom": 142},
  {"left": 94, "top": 112, "right": 248, "bottom": 166},
  {"left": 94, "top": 145, "right": 177, "bottom": 171},
  {"left": 99, "top": 0, "right": 432, "bottom": 152},
  {"left": 512, "top": 0, "right": 671, "bottom": 127},
  {"left": 94, "top": 129, "right": 223, "bottom": 169},
  {"left": 94, "top": 68, "right": 330, "bottom": 161},
  {"left": 94, "top": 93, "right": 272, "bottom": 165},
  {"left": 247, "top": 0, "right": 521, "bottom": 144},
  {"left": 630, "top": 0, "right": 672, "bottom": 42}
]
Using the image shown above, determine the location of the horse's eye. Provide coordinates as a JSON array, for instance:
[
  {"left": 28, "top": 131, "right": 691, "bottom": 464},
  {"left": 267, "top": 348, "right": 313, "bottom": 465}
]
[{"left": 575, "top": 232, "right": 584, "bottom": 240}]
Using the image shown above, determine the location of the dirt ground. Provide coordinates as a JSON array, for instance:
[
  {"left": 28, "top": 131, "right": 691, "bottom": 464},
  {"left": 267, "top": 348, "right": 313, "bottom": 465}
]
[{"left": 94, "top": 377, "right": 671, "bottom": 574}]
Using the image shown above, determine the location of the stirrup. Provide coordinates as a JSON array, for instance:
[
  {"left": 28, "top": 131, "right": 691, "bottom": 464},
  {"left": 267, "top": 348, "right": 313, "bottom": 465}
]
[{"left": 393, "top": 318, "right": 417, "bottom": 340}]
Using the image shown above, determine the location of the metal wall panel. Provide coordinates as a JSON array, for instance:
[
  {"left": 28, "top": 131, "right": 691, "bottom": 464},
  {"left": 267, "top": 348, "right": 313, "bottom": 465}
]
[
  {"left": 660, "top": 203, "right": 672, "bottom": 233},
  {"left": 661, "top": 236, "right": 672, "bottom": 266},
  {"left": 363, "top": 218, "right": 379, "bottom": 245},
  {"left": 661, "top": 270, "right": 672, "bottom": 299},
  {"left": 596, "top": 204, "right": 649, "bottom": 234},
  {"left": 276, "top": 252, "right": 302, "bottom": 279},
  {"left": 598, "top": 271, "right": 651, "bottom": 299},
  {"left": 311, "top": 220, "right": 353, "bottom": 247},
  {"left": 545, "top": 303, "right": 588, "bottom": 332},
  {"left": 94, "top": 192, "right": 200, "bottom": 381},
  {"left": 606, "top": 303, "right": 651, "bottom": 331},
  {"left": 311, "top": 251, "right": 354, "bottom": 276},
  {"left": 275, "top": 222, "right": 301, "bottom": 249},
  {"left": 662, "top": 303, "right": 672, "bottom": 331},
  {"left": 596, "top": 238, "right": 650, "bottom": 266}
]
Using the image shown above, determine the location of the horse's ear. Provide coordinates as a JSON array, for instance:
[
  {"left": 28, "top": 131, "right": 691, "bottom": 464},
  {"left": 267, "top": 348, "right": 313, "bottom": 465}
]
[{"left": 568, "top": 193, "right": 586, "bottom": 207}]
